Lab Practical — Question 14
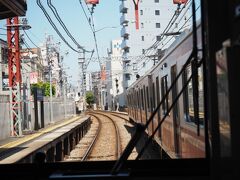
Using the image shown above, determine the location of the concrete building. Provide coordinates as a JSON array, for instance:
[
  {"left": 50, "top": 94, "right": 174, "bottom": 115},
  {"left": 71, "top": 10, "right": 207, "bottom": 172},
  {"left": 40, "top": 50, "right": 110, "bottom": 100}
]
[
  {"left": 0, "top": 39, "right": 8, "bottom": 94},
  {"left": 91, "top": 71, "right": 101, "bottom": 108},
  {"left": 120, "top": 0, "right": 177, "bottom": 89},
  {"left": 106, "top": 39, "right": 124, "bottom": 111},
  {"left": 40, "top": 35, "right": 62, "bottom": 97},
  {"left": 85, "top": 72, "right": 93, "bottom": 92},
  {"left": 21, "top": 48, "right": 44, "bottom": 84}
]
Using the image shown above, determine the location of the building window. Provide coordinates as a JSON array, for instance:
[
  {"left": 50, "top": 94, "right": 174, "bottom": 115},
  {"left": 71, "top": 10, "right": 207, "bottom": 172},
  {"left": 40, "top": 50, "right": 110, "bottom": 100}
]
[
  {"left": 156, "top": 23, "right": 161, "bottom": 28},
  {"left": 141, "top": 23, "right": 144, "bottom": 28},
  {"left": 155, "top": 0, "right": 159, "bottom": 3},
  {"left": 141, "top": 36, "right": 144, "bottom": 41},
  {"left": 133, "top": 63, "right": 137, "bottom": 71},
  {"left": 155, "top": 10, "right": 160, "bottom": 15},
  {"left": 125, "top": 74, "right": 130, "bottom": 80},
  {"left": 140, "top": 10, "right": 143, "bottom": 15},
  {"left": 156, "top": 36, "right": 161, "bottom": 41},
  {"left": 143, "top": 62, "right": 146, "bottom": 67}
]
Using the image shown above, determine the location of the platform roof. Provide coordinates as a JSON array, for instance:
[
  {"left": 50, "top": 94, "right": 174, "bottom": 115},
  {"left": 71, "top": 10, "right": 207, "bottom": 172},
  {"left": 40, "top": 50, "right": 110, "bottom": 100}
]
[{"left": 0, "top": 0, "right": 27, "bottom": 19}]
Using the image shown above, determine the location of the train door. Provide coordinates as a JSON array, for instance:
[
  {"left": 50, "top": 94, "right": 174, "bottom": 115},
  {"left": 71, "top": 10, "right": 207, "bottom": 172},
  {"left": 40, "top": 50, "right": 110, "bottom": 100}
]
[{"left": 171, "top": 65, "right": 181, "bottom": 156}]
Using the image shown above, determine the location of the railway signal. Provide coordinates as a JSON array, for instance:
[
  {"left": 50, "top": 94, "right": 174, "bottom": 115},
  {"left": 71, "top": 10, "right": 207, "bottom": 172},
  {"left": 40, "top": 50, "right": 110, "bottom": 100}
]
[
  {"left": 173, "top": 0, "right": 188, "bottom": 4},
  {"left": 85, "top": 0, "right": 99, "bottom": 5},
  {"left": 115, "top": 78, "right": 119, "bottom": 93}
]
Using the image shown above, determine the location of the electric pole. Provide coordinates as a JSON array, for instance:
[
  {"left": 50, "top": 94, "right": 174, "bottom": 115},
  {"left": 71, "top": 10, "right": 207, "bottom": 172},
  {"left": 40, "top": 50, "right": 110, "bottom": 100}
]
[
  {"left": 6, "top": 17, "right": 30, "bottom": 136},
  {"left": 78, "top": 48, "right": 86, "bottom": 111}
]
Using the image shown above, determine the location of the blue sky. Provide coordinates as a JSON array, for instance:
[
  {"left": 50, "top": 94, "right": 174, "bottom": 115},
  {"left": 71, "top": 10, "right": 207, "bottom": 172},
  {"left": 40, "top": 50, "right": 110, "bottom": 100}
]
[{"left": 25, "top": 0, "right": 121, "bottom": 83}]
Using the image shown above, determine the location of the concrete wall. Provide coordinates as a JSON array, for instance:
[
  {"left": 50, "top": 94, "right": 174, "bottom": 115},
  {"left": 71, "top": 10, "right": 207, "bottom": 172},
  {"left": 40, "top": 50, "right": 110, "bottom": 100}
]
[
  {"left": 29, "top": 98, "right": 76, "bottom": 131},
  {"left": 0, "top": 95, "right": 10, "bottom": 140}
]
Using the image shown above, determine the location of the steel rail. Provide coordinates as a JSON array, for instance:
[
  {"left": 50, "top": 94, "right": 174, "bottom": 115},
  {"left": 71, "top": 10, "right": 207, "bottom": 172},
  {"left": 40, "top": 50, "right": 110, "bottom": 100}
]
[
  {"left": 81, "top": 114, "right": 101, "bottom": 161},
  {"left": 91, "top": 112, "right": 122, "bottom": 159}
]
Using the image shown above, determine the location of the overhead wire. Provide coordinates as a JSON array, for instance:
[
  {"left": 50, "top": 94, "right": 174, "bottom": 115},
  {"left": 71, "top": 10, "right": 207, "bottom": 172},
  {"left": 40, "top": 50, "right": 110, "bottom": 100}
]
[
  {"left": 23, "top": 29, "right": 40, "bottom": 48},
  {"left": 127, "top": 1, "right": 192, "bottom": 71},
  {"left": 36, "top": 0, "right": 82, "bottom": 53},
  {"left": 78, "top": 0, "right": 94, "bottom": 33},
  {"left": 79, "top": 0, "right": 101, "bottom": 69},
  {"left": 134, "top": 1, "right": 194, "bottom": 73},
  {"left": 47, "top": 0, "right": 91, "bottom": 52}
]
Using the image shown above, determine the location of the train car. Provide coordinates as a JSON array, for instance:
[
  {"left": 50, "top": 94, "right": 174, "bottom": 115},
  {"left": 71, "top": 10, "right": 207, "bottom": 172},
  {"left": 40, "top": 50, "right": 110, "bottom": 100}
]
[{"left": 126, "top": 23, "right": 205, "bottom": 158}]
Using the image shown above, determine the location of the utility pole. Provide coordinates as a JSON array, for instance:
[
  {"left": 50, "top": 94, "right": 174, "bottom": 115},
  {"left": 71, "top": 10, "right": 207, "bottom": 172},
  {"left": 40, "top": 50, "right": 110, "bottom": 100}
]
[
  {"left": 78, "top": 48, "right": 86, "bottom": 111},
  {"left": 49, "top": 65, "right": 54, "bottom": 123},
  {"left": 46, "top": 36, "right": 54, "bottom": 124},
  {"left": 63, "top": 76, "right": 67, "bottom": 118},
  {"left": 6, "top": 17, "right": 30, "bottom": 136}
]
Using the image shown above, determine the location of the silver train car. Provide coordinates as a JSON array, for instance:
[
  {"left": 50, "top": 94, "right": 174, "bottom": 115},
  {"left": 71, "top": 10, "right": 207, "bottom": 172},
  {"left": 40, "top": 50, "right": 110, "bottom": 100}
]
[{"left": 126, "top": 24, "right": 205, "bottom": 158}]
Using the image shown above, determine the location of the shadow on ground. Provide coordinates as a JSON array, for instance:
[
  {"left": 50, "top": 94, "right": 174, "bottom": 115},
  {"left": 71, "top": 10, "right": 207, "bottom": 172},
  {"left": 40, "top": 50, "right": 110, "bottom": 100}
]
[{"left": 124, "top": 123, "right": 162, "bottom": 160}]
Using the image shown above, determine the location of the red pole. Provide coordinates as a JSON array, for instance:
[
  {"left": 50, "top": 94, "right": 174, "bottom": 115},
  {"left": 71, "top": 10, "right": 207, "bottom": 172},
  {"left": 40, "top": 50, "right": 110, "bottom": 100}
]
[
  {"left": 7, "top": 16, "right": 22, "bottom": 136},
  {"left": 135, "top": 2, "right": 139, "bottom": 30},
  {"left": 7, "top": 17, "right": 21, "bottom": 87},
  {"left": 132, "top": 0, "right": 140, "bottom": 30}
]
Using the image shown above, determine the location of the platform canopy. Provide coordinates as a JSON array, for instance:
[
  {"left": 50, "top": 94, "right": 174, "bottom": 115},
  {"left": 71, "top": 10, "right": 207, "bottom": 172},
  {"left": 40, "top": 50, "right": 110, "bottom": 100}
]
[{"left": 0, "top": 0, "right": 27, "bottom": 19}]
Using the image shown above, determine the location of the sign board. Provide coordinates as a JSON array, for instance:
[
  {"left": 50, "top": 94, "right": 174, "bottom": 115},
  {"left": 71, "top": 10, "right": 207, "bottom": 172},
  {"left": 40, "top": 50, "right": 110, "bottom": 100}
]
[
  {"left": 30, "top": 72, "right": 38, "bottom": 84},
  {"left": 37, "top": 88, "right": 43, "bottom": 101}
]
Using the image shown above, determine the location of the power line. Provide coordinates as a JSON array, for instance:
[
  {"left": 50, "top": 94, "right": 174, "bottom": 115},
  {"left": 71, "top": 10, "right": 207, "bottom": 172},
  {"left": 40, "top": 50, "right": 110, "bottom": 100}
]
[
  {"left": 78, "top": 0, "right": 94, "bottom": 33},
  {"left": 47, "top": 0, "right": 87, "bottom": 51},
  {"left": 79, "top": 0, "right": 101, "bottom": 69},
  {"left": 36, "top": 0, "right": 82, "bottom": 53},
  {"left": 23, "top": 29, "right": 39, "bottom": 48},
  {"left": 131, "top": 1, "right": 193, "bottom": 68}
]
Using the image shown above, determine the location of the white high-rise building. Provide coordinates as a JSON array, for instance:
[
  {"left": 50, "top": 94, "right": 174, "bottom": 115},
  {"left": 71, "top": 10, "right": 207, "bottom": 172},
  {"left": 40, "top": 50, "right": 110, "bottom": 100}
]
[
  {"left": 106, "top": 39, "right": 124, "bottom": 111},
  {"left": 120, "top": 0, "right": 178, "bottom": 89}
]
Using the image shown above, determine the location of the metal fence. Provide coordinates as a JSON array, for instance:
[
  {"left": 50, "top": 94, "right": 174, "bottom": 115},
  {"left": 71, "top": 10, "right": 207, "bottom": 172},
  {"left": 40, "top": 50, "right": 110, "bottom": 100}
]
[
  {"left": 0, "top": 95, "right": 10, "bottom": 140},
  {"left": 0, "top": 96, "right": 76, "bottom": 141}
]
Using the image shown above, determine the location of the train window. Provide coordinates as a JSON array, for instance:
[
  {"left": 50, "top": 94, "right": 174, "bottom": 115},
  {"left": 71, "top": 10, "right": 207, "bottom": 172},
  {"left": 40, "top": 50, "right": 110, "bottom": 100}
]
[
  {"left": 141, "top": 89, "right": 144, "bottom": 110},
  {"left": 143, "top": 85, "right": 148, "bottom": 120},
  {"left": 137, "top": 90, "right": 140, "bottom": 108},
  {"left": 161, "top": 75, "right": 169, "bottom": 115},
  {"left": 182, "top": 65, "right": 204, "bottom": 126},
  {"left": 152, "top": 83, "right": 156, "bottom": 110},
  {"left": 146, "top": 86, "right": 150, "bottom": 111}
]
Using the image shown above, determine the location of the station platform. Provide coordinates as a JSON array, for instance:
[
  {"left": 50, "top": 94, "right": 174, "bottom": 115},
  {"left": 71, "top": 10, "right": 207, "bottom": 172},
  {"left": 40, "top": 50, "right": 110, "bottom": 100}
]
[{"left": 0, "top": 115, "right": 91, "bottom": 164}]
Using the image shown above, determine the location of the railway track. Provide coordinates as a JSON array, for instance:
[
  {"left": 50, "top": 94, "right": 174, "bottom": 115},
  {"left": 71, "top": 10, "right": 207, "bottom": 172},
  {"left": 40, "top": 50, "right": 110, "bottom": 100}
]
[
  {"left": 65, "top": 115, "right": 101, "bottom": 161},
  {"left": 66, "top": 111, "right": 138, "bottom": 161}
]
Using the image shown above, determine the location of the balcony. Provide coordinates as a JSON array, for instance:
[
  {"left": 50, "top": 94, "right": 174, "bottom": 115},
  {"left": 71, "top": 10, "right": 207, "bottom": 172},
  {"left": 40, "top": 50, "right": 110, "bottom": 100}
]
[
  {"left": 120, "top": 14, "right": 129, "bottom": 25},
  {"left": 121, "top": 40, "right": 129, "bottom": 50},
  {"left": 119, "top": 3, "right": 128, "bottom": 13},
  {"left": 123, "top": 64, "right": 132, "bottom": 74},
  {"left": 121, "top": 28, "right": 129, "bottom": 38},
  {"left": 0, "top": 0, "right": 27, "bottom": 19}
]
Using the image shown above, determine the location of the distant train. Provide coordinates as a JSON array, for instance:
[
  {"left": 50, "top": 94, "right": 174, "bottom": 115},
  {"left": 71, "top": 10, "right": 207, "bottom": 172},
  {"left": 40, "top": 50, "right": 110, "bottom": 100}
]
[{"left": 126, "top": 24, "right": 205, "bottom": 158}]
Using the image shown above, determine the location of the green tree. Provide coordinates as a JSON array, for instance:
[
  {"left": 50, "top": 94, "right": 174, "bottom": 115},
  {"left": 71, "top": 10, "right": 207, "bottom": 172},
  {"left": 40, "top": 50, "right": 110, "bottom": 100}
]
[
  {"left": 31, "top": 82, "right": 55, "bottom": 97},
  {"left": 85, "top": 91, "right": 95, "bottom": 108},
  {"left": 43, "top": 82, "right": 56, "bottom": 97}
]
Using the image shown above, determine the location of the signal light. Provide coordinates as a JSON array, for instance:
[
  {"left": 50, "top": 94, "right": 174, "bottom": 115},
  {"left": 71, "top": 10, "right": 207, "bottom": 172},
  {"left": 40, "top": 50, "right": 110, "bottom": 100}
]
[
  {"left": 115, "top": 79, "right": 119, "bottom": 93},
  {"left": 85, "top": 0, "right": 99, "bottom": 5},
  {"left": 173, "top": 0, "right": 188, "bottom": 4}
]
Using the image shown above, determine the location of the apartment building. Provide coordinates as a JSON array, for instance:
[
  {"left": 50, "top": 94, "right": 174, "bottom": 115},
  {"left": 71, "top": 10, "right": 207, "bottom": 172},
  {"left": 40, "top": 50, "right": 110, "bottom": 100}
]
[
  {"left": 120, "top": 0, "right": 177, "bottom": 89},
  {"left": 106, "top": 39, "right": 124, "bottom": 111}
]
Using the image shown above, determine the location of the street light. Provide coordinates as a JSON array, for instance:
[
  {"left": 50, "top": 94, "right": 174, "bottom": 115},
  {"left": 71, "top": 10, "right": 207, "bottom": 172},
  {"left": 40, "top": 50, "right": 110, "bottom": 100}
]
[{"left": 94, "top": 26, "right": 119, "bottom": 33}]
